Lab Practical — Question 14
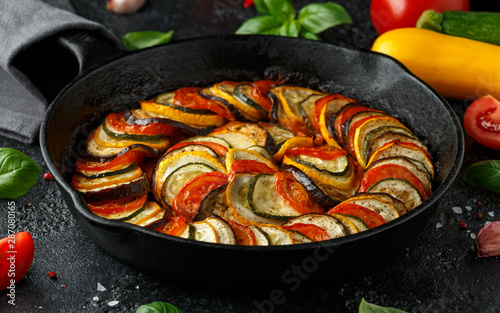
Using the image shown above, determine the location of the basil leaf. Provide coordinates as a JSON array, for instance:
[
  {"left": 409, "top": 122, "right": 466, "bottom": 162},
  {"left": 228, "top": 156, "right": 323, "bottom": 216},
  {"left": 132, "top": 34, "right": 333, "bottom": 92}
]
[
  {"left": 135, "top": 302, "right": 183, "bottom": 313},
  {"left": 264, "top": 0, "right": 296, "bottom": 22},
  {"left": 0, "top": 148, "right": 41, "bottom": 199},
  {"left": 462, "top": 160, "right": 500, "bottom": 194},
  {"left": 121, "top": 30, "right": 174, "bottom": 51},
  {"left": 301, "top": 31, "right": 321, "bottom": 40},
  {"left": 298, "top": 2, "right": 352, "bottom": 34},
  {"left": 358, "top": 298, "right": 408, "bottom": 313},
  {"left": 253, "top": 0, "right": 271, "bottom": 15},
  {"left": 236, "top": 15, "right": 284, "bottom": 35},
  {"left": 277, "top": 19, "right": 301, "bottom": 37}
]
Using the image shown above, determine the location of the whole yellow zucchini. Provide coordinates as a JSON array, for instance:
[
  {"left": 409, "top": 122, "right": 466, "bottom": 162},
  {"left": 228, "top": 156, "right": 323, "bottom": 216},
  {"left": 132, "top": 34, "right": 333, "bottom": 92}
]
[{"left": 371, "top": 28, "right": 500, "bottom": 100}]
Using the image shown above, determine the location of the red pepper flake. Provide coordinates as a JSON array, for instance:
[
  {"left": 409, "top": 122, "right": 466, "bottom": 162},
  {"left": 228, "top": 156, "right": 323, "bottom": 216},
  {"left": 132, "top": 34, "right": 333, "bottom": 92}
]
[
  {"left": 459, "top": 221, "right": 468, "bottom": 230},
  {"left": 476, "top": 212, "right": 483, "bottom": 219},
  {"left": 48, "top": 271, "right": 57, "bottom": 278},
  {"left": 61, "top": 284, "right": 66, "bottom": 288},
  {"left": 477, "top": 201, "right": 482, "bottom": 206},
  {"left": 44, "top": 172, "right": 54, "bottom": 181}
]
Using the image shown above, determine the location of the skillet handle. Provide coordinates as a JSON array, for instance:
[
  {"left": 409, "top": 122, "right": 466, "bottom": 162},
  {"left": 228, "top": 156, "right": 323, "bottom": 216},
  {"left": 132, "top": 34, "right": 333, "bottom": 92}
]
[{"left": 11, "top": 29, "right": 124, "bottom": 103}]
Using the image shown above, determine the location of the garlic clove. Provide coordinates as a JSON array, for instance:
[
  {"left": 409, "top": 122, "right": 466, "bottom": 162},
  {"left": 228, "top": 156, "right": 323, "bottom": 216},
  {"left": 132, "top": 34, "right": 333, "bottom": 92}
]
[
  {"left": 107, "top": 0, "right": 146, "bottom": 15},
  {"left": 475, "top": 221, "right": 500, "bottom": 258}
]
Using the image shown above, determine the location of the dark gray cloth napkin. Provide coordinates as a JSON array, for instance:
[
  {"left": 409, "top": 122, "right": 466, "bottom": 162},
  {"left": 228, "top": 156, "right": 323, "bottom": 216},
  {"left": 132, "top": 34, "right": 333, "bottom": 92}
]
[{"left": 0, "top": 0, "right": 119, "bottom": 144}]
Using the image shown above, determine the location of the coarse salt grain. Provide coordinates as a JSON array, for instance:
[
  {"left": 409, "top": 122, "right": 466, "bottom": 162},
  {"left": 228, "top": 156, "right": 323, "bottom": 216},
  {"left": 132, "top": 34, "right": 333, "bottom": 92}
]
[
  {"left": 97, "top": 283, "right": 106, "bottom": 291},
  {"left": 452, "top": 206, "right": 463, "bottom": 214},
  {"left": 466, "top": 206, "right": 473, "bottom": 211},
  {"left": 93, "top": 296, "right": 99, "bottom": 302},
  {"left": 436, "top": 223, "right": 443, "bottom": 228},
  {"left": 470, "top": 233, "right": 476, "bottom": 239},
  {"left": 488, "top": 211, "right": 495, "bottom": 217},
  {"left": 108, "top": 300, "right": 119, "bottom": 307}
]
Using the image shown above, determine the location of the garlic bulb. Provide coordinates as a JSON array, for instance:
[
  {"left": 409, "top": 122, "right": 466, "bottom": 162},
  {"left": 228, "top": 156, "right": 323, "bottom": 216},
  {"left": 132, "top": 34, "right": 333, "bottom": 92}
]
[
  {"left": 476, "top": 221, "right": 500, "bottom": 258},
  {"left": 107, "top": 0, "right": 146, "bottom": 15}
]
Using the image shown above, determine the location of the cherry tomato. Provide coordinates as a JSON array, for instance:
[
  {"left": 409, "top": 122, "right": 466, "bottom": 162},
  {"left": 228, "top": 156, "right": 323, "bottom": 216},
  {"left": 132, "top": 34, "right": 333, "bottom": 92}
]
[
  {"left": 328, "top": 203, "right": 386, "bottom": 229},
  {"left": 227, "top": 220, "right": 257, "bottom": 246},
  {"left": 285, "top": 145, "right": 347, "bottom": 161},
  {"left": 106, "top": 111, "right": 177, "bottom": 136},
  {"left": 464, "top": 95, "right": 500, "bottom": 151},
  {"left": 0, "top": 231, "right": 35, "bottom": 290},
  {"left": 282, "top": 223, "right": 330, "bottom": 242},
  {"left": 174, "top": 87, "right": 234, "bottom": 121},
  {"left": 275, "top": 171, "right": 323, "bottom": 215},
  {"left": 171, "top": 172, "right": 228, "bottom": 222},
  {"left": 370, "top": 0, "right": 470, "bottom": 34},
  {"left": 358, "top": 164, "right": 429, "bottom": 200}
]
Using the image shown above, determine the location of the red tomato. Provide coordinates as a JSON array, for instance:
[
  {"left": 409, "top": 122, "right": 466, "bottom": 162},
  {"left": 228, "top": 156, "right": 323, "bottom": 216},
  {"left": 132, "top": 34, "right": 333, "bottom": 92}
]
[
  {"left": 250, "top": 80, "right": 281, "bottom": 112},
  {"left": 328, "top": 203, "right": 386, "bottom": 229},
  {"left": 171, "top": 172, "right": 229, "bottom": 222},
  {"left": 229, "top": 159, "right": 277, "bottom": 176},
  {"left": 464, "top": 95, "right": 500, "bottom": 150},
  {"left": 76, "top": 150, "right": 146, "bottom": 172},
  {"left": 0, "top": 231, "right": 35, "bottom": 290},
  {"left": 358, "top": 164, "right": 429, "bottom": 200},
  {"left": 370, "top": 0, "right": 470, "bottom": 34},
  {"left": 155, "top": 215, "right": 188, "bottom": 236},
  {"left": 106, "top": 111, "right": 177, "bottom": 136},
  {"left": 88, "top": 194, "right": 148, "bottom": 215},
  {"left": 174, "top": 87, "right": 235, "bottom": 121},
  {"left": 275, "top": 171, "right": 323, "bottom": 215},
  {"left": 282, "top": 223, "right": 330, "bottom": 242},
  {"left": 227, "top": 220, "right": 257, "bottom": 246},
  {"left": 285, "top": 145, "right": 347, "bottom": 161}
]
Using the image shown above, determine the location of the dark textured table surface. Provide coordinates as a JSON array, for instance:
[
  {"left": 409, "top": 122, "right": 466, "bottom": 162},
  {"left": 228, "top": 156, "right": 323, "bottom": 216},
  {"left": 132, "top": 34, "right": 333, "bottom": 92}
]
[{"left": 1, "top": 1, "right": 500, "bottom": 312}]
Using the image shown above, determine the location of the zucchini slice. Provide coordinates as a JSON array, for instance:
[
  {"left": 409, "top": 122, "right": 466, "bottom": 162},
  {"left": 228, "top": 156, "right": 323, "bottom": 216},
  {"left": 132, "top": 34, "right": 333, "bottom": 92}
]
[
  {"left": 354, "top": 192, "right": 408, "bottom": 217},
  {"left": 367, "top": 140, "right": 434, "bottom": 179},
  {"left": 163, "top": 143, "right": 219, "bottom": 160},
  {"left": 162, "top": 163, "right": 216, "bottom": 206},
  {"left": 72, "top": 164, "right": 144, "bottom": 191},
  {"left": 198, "top": 86, "right": 244, "bottom": 121},
  {"left": 204, "top": 216, "right": 237, "bottom": 245},
  {"left": 78, "top": 175, "right": 150, "bottom": 202},
  {"left": 367, "top": 133, "right": 428, "bottom": 162},
  {"left": 319, "top": 97, "right": 354, "bottom": 148},
  {"left": 352, "top": 116, "right": 413, "bottom": 168},
  {"left": 340, "top": 195, "right": 400, "bottom": 222},
  {"left": 102, "top": 120, "right": 166, "bottom": 142},
  {"left": 259, "top": 225, "right": 295, "bottom": 245},
  {"left": 282, "top": 213, "right": 347, "bottom": 240},
  {"left": 279, "top": 86, "right": 324, "bottom": 123},
  {"left": 295, "top": 153, "right": 350, "bottom": 177},
  {"left": 226, "top": 173, "right": 282, "bottom": 226},
  {"left": 299, "top": 93, "right": 328, "bottom": 132},
  {"left": 213, "top": 81, "right": 265, "bottom": 121},
  {"left": 248, "top": 174, "right": 302, "bottom": 221},
  {"left": 328, "top": 213, "right": 361, "bottom": 235},
  {"left": 178, "top": 223, "right": 196, "bottom": 240},
  {"left": 191, "top": 221, "right": 219, "bottom": 243},
  {"left": 183, "top": 136, "right": 232, "bottom": 150},
  {"left": 246, "top": 145, "right": 273, "bottom": 160},
  {"left": 76, "top": 162, "right": 137, "bottom": 180},
  {"left": 210, "top": 131, "right": 257, "bottom": 149},
  {"left": 94, "top": 125, "right": 171, "bottom": 151},
  {"left": 285, "top": 229, "right": 314, "bottom": 244},
  {"left": 92, "top": 201, "right": 146, "bottom": 222},
  {"left": 233, "top": 82, "right": 270, "bottom": 114},
  {"left": 335, "top": 214, "right": 369, "bottom": 232},
  {"left": 125, "top": 201, "right": 167, "bottom": 229},
  {"left": 257, "top": 122, "right": 295, "bottom": 151},
  {"left": 212, "top": 121, "right": 271, "bottom": 148},
  {"left": 366, "top": 178, "right": 423, "bottom": 211},
  {"left": 249, "top": 224, "right": 271, "bottom": 246}
]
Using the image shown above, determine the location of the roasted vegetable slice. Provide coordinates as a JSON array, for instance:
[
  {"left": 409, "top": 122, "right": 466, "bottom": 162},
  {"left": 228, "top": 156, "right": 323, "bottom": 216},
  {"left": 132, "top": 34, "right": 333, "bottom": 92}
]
[
  {"left": 327, "top": 203, "right": 386, "bottom": 229},
  {"left": 227, "top": 220, "right": 257, "bottom": 246},
  {"left": 366, "top": 178, "right": 423, "bottom": 211},
  {"left": 204, "top": 216, "right": 237, "bottom": 245},
  {"left": 77, "top": 175, "right": 150, "bottom": 202},
  {"left": 87, "top": 194, "right": 148, "bottom": 221},
  {"left": 125, "top": 201, "right": 167, "bottom": 229},
  {"left": 213, "top": 81, "right": 266, "bottom": 121},
  {"left": 225, "top": 148, "right": 278, "bottom": 174},
  {"left": 249, "top": 224, "right": 271, "bottom": 246},
  {"left": 338, "top": 194, "right": 400, "bottom": 222},
  {"left": 233, "top": 82, "right": 271, "bottom": 114},
  {"left": 210, "top": 131, "right": 257, "bottom": 149},
  {"left": 282, "top": 213, "right": 347, "bottom": 240},
  {"left": 259, "top": 225, "right": 295, "bottom": 245}
]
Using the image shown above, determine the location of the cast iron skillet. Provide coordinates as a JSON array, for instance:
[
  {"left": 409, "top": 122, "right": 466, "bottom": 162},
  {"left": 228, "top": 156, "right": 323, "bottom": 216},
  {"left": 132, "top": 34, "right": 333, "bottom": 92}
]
[{"left": 39, "top": 32, "right": 463, "bottom": 288}]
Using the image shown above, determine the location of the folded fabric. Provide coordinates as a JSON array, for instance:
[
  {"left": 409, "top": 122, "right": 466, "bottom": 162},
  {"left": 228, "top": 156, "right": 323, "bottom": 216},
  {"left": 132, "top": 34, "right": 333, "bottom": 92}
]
[{"left": 0, "top": 0, "right": 119, "bottom": 143}]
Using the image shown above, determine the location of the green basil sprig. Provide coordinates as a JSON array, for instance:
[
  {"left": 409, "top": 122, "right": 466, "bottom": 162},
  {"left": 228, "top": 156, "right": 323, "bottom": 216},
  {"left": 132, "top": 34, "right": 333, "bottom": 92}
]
[
  {"left": 462, "top": 160, "right": 500, "bottom": 194},
  {"left": 0, "top": 148, "right": 41, "bottom": 199},
  {"left": 236, "top": 0, "right": 351, "bottom": 40},
  {"left": 135, "top": 301, "right": 183, "bottom": 313},
  {"left": 121, "top": 30, "right": 174, "bottom": 51},
  {"left": 358, "top": 298, "right": 408, "bottom": 313}
]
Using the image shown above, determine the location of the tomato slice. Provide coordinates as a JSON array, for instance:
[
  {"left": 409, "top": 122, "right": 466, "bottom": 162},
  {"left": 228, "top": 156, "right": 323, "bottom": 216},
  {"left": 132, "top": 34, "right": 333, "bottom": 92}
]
[
  {"left": 0, "top": 232, "right": 35, "bottom": 290},
  {"left": 359, "top": 164, "right": 429, "bottom": 200},
  {"left": 87, "top": 194, "right": 148, "bottom": 215},
  {"left": 285, "top": 145, "right": 347, "bottom": 161},
  {"left": 311, "top": 94, "right": 346, "bottom": 132},
  {"left": 249, "top": 80, "right": 280, "bottom": 111},
  {"left": 334, "top": 105, "right": 382, "bottom": 143},
  {"left": 106, "top": 111, "right": 177, "bottom": 136},
  {"left": 346, "top": 115, "right": 386, "bottom": 156},
  {"left": 229, "top": 159, "right": 278, "bottom": 176},
  {"left": 76, "top": 150, "right": 146, "bottom": 172},
  {"left": 282, "top": 223, "right": 330, "bottom": 242},
  {"left": 275, "top": 171, "right": 323, "bottom": 215},
  {"left": 464, "top": 95, "right": 500, "bottom": 151},
  {"left": 171, "top": 172, "right": 229, "bottom": 222},
  {"left": 174, "top": 87, "right": 234, "bottom": 121},
  {"left": 166, "top": 141, "right": 229, "bottom": 156},
  {"left": 227, "top": 220, "right": 257, "bottom": 246},
  {"left": 327, "top": 203, "right": 385, "bottom": 229},
  {"left": 155, "top": 215, "right": 188, "bottom": 236}
]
